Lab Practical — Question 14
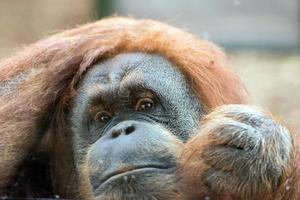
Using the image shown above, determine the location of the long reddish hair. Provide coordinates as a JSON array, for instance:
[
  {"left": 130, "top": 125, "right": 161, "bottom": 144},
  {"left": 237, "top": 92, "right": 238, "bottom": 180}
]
[{"left": 0, "top": 17, "right": 249, "bottom": 196}]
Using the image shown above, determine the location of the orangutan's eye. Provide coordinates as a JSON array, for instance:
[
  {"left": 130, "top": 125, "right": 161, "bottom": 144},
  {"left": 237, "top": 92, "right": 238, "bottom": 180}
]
[
  {"left": 95, "top": 111, "right": 112, "bottom": 123},
  {"left": 135, "top": 98, "right": 154, "bottom": 112}
]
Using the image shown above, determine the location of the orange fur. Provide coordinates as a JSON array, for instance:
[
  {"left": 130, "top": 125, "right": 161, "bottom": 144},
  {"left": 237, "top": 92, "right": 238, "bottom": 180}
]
[
  {"left": 181, "top": 105, "right": 300, "bottom": 200},
  {"left": 0, "top": 17, "right": 249, "bottom": 198}
]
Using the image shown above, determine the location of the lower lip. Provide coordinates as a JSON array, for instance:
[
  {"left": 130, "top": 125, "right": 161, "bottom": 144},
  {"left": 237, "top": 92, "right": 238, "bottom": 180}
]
[{"left": 95, "top": 167, "right": 170, "bottom": 191}]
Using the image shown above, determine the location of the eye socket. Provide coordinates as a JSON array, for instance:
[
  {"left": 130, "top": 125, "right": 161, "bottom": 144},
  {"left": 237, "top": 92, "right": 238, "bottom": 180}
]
[
  {"left": 135, "top": 98, "right": 154, "bottom": 112},
  {"left": 95, "top": 111, "right": 112, "bottom": 123}
]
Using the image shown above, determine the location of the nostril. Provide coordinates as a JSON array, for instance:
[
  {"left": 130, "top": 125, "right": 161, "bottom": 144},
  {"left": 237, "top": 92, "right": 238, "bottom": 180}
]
[
  {"left": 111, "top": 130, "right": 121, "bottom": 138},
  {"left": 125, "top": 125, "right": 135, "bottom": 135}
]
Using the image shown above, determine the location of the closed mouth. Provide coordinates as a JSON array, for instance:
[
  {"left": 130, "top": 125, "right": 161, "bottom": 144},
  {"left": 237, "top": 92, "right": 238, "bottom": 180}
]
[{"left": 96, "top": 165, "right": 172, "bottom": 189}]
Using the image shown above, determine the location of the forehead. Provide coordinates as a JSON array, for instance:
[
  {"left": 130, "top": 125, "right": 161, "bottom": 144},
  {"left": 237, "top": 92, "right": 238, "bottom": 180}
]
[{"left": 83, "top": 52, "right": 185, "bottom": 86}]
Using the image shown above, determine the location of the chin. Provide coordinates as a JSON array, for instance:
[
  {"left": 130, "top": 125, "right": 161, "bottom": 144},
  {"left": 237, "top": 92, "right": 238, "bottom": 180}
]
[{"left": 93, "top": 168, "right": 181, "bottom": 200}]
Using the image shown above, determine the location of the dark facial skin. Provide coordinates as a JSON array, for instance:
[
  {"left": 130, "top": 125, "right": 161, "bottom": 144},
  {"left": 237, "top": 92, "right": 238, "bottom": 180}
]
[{"left": 71, "top": 53, "right": 203, "bottom": 199}]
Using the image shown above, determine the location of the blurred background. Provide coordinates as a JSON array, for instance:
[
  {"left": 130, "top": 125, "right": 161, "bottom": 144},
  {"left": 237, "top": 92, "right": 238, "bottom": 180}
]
[{"left": 0, "top": 0, "right": 299, "bottom": 131}]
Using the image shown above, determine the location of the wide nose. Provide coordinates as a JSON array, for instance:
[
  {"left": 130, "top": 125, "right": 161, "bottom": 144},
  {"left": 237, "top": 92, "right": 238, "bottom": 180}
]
[{"left": 109, "top": 121, "right": 136, "bottom": 138}]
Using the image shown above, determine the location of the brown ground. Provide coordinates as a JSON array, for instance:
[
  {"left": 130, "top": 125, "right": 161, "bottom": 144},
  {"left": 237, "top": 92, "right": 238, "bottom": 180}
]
[{"left": 229, "top": 52, "right": 300, "bottom": 132}]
